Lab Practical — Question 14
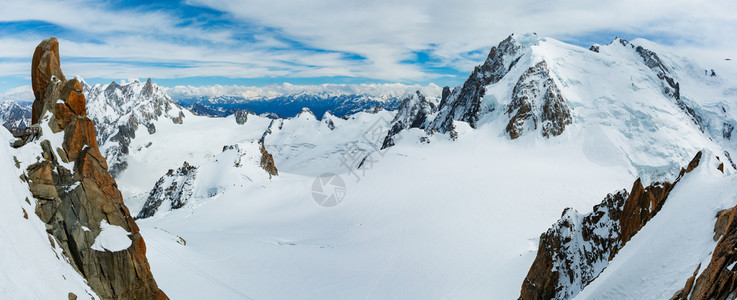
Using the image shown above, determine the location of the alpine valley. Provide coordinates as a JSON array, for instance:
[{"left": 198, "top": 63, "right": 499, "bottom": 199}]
[{"left": 2, "top": 32, "right": 737, "bottom": 300}]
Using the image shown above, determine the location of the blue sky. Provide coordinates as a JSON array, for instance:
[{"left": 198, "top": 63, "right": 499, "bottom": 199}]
[{"left": 0, "top": 0, "right": 735, "bottom": 95}]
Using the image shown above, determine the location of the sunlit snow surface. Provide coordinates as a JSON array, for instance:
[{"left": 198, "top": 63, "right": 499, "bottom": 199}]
[
  {"left": 107, "top": 37, "right": 737, "bottom": 299},
  {"left": 0, "top": 127, "right": 97, "bottom": 299},
  {"left": 128, "top": 110, "right": 638, "bottom": 299},
  {"left": 90, "top": 220, "right": 132, "bottom": 252}
]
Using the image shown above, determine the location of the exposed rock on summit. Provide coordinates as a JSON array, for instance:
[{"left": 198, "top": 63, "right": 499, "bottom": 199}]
[
  {"left": 235, "top": 108, "right": 250, "bottom": 125},
  {"left": 430, "top": 34, "right": 525, "bottom": 133},
  {"left": 381, "top": 91, "right": 436, "bottom": 149},
  {"left": 23, "top": 37, "right": 167, "bottom": 299},
  {"left": 85, "top": 77, "right": 186, "bottom": 177},
  {"left": 505, "top": 61, "right": 572, "bottom": 139},
  {"left": 31, "top": 38, "right": 66, "bottom": 124}
]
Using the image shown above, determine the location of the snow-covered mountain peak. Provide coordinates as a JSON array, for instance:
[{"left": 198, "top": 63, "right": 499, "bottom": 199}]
[
  {"left": 513, "top": 32, "right": 542, "bottom": 46},
  {"left": 375, "top": 34, "right": 735, "bottom": 183},
  {"left": 294, "top": 107, "right": 317, "bottom": 121},
  {"left": 382, "top": 90, "right": 436, "bottom": 149},
  {"left": 83, "top": 77, "right": 186, "bottom": 176}
]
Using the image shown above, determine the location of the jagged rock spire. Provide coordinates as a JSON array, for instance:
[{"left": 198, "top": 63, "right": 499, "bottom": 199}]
[
  {"left": 26, "top": 37, "right": 168, "bottom": 299},
  {"left": 31, "top": 37, "right": 66, "bottom": 124}
]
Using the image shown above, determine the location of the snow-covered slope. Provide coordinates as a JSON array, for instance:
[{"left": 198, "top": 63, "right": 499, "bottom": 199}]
[
  {"left": 135, "top": 121, "right": 635, "bottom": 299},
  {"left": 0, "top": 129, "right": 97, "bottom": 299},
  {"left": 136, "top": 141, "right": 276, "bottom": 219},
  {"left": 112, "top": 104, "right": 397, "bottom": 215}
]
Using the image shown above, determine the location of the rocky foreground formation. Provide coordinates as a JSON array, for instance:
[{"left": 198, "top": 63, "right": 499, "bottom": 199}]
[
  {"left": 519, "top": 151, "right": 737, "bottom": 299},
  {"left": 679, "top": 204, "right": 737, "bottom": 299},
  {"left": 20, "top": 37, "right": 166, "bottom": 299}
]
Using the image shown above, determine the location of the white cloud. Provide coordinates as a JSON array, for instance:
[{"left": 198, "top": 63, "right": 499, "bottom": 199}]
[
  {"left": 0, "top": 0, "right": 735, "bottom": 92},
  {"left": 163, "top": 83, "right": 442, "bottom": 100},
  {"left": 0, "top": 85, "right": 33, "bottom": 103},
  {"left": 0, "top": 0, "right": 232, "bottom": 43},
  {"left": 187, "top": 0, "right": 737, "bottom": 73}
]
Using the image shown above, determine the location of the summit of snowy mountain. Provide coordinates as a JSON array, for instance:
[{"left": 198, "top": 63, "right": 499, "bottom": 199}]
[
  {"left": 294, "top": 107, "right": 317, "bottom": 121},
  {"left": 379, "top": 33, "right": 734, "bottom": 183},
  {"left": 382, "top": 90, "right": 436, "bottom": 149},
  {"left": 83, "top": 77, "right": 186, "bottom": 176},
  {"left": 429, "top": 33, "right": 530, "bottom": 132}
]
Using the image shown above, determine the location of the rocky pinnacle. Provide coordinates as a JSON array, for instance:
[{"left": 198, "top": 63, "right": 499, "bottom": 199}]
[{"left": 25, "top": 37, "right": 167, "bottom": 299}]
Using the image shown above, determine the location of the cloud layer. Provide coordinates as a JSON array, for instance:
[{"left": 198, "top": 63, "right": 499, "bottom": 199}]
[{"left": 0, "top": 0, "right": 735, "bottom": 92}]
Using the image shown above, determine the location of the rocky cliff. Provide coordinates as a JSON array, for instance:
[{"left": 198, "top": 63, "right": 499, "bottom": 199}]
[
  {"left": 20, "top": 37, "right": 166, "bottom": 299},
  {"left": 430, "top": 34, "right": 525, "bottom": 133},
  {"left": 505, "top": 60, "right": 571, "bottom": 139},
  {"left": 673, "top": 203, "right": 737, "bottom": 299},
  {"left": 519, "top": 152, "right": 702, "bottom": 299},
  {"left": 136, "top": 161, "right": 197, "bottom": 219}
]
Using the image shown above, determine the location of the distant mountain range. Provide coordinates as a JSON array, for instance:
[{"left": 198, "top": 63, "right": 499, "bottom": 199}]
[{"left": 179, "top": 94, "right": 406, "bottom": 118}]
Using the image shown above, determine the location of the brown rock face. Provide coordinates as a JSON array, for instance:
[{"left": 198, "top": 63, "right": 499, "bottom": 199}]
[
  {"left": 25, "top": 37, "right": 167, "bottom": 299},
  {"left": 520, "top": 191, "right": 628, "bottom": 300},
  {"left": 259, "top": 142, "right": 279, "bottom": 178},
  {"left": 519, "top": 151, "right": 702, "bottom": 299},
  {"left": 31, "top": 37, "right": 66, "bottom": 124},
  {"left": 618, "top": 178, "right": 676, "bottom": 245},
  {"left": 678, "top": 206, "right": 737, "bottom": 299},
  {"left": 506, "top": 61, "right": 572, "bottom": 140}
]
